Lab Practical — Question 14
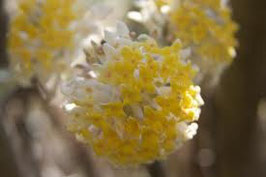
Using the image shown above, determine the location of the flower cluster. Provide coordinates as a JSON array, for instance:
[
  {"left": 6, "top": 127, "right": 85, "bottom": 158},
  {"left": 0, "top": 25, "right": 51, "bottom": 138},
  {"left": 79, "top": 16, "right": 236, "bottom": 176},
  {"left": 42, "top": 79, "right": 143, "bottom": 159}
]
[
  {"left": 62, "top": 23, "right": 204, "bottom": 165},
  {"left": 128, "top": 0, "right": 238, "bottom": 85},
  {"left": 170, "top": 0, "right": 238, "bottom": 63},
  {"left": 8, "top": 0, "right": 79, "bottom": 86},
  {"left": 169, "top": 0, "right": 238, "bottom": 85}
]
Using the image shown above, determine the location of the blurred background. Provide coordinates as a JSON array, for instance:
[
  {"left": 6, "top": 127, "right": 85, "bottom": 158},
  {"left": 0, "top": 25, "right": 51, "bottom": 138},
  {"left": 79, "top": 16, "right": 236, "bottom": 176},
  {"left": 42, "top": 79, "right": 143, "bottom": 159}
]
[{"left": 0, "top": 0, "right": 266, "bottom": 177}]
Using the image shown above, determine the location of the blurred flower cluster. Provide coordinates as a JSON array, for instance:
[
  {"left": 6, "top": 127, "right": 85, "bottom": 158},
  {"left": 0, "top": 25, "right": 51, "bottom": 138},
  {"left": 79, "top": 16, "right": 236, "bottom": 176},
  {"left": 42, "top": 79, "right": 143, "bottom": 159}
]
[
  {"left": 7, "top": 0, "right": 80, "bottom": 86},
  {"left": 5, "top": 0, "right": 238, "bottom": 166},
  {"left": 128, "top": 0, "right": 238, "bottom": 85}
]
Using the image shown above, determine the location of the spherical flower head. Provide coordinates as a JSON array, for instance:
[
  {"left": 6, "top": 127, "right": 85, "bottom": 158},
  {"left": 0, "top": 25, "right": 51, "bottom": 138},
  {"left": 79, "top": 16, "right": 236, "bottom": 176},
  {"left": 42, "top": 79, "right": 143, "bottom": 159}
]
[
  {"left": 170, "top": 0, "right": 238, "bottom": 64},
  {"left": 7, "top": 0, "right": 80, "bottom": 86},
  {"left": 62, "top": 22, "right": 204, "bottom": 166}
]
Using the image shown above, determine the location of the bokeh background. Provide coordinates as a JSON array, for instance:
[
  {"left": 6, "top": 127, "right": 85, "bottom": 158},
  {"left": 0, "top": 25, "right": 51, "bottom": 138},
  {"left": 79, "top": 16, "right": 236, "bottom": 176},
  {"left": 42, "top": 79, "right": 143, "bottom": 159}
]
[{"left": 0, "top": 0, "right": 266, "bottom": 177}]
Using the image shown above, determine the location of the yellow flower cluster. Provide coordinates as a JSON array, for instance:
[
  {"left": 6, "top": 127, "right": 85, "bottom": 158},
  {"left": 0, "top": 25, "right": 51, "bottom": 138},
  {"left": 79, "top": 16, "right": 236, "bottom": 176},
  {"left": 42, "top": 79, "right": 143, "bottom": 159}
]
[
  {"left": 8, "top": 0, "right": 78, "bottom": 85},
  {"left": 170, "top": 0, "right": 238, "bottom": 63},
  {"left": 63, "top": 24, "right": 203, "bottom": 165}
]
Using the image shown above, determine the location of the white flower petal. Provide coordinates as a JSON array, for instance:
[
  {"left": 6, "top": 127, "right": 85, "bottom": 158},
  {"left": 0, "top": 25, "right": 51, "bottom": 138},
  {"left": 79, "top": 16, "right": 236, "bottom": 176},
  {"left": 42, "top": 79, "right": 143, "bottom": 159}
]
[
  {"left": 180, "top": 48, "right": 192, "bottom": 59},
  {"left": 117, "top": 21, "right": 130, "bottom": 37},
  {"left": 103, "top": 43, "right": 116, "bottom": 57},
  {"left": 104, "top": 30, "right": 117, "bottom": 45},
  {"left": 127, "top": 11, "right": 143, "bottom": 22},
  {"left": 185, "top": 123, "right": 198, "bottom": 139}
]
